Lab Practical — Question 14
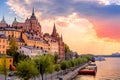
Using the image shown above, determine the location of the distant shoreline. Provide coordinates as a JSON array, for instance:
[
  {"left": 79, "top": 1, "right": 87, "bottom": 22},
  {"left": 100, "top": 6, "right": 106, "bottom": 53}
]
[{"left": 94, "top": 56, "right": 120, "bottom": 58}]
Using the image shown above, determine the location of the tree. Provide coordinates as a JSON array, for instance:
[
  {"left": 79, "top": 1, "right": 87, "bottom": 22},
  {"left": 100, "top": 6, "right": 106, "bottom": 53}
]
[
  {"left": 70, "top": 60, "right": 75, "bottom": 67},
  {"left": 43, "top": 33, "right": 50, "bottom": 37},
  {"left": 47, "top": 64, "right": 54, "bottom": 80},
  {"left": 75, "top": 53, "right": 79, "bottom": 59},
  {"left": 7, "top": 37, "right": 29, "bottom": 65},
  {"left": 82, "top": 55, "right": 92, "bottom": 61},
  {"left": 34, "top": 54, "right": 54, "bottom": 80},
  {"left": 7, "top": 37, "right": 18, "bottom": 65},
  {"left": 64, "top": 44, "right": 71, "bottom": 60},
  {"left": 16, "top": 59, "right": 39, "bottom": 80},
  {"left": 7, "top": 37, "right": 18, "bottom": 56},
  {"left": 0, "top": 55, "right": 8, "bottom": 80},
  {"left": 61, "top": 60, "right": 70, "bottom": 74},
  {"left": 54, "top": 53, "right": 59, "bottom": 64},
  {"left": 55, "top": 64, "right": 61, "bottom": 78}
]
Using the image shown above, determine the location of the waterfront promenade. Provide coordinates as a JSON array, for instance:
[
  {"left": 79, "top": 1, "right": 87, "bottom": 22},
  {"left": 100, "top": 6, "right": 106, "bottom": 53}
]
[
  {"left": 0, "top": 62, "right": 90, "bottom": 80},
  {"left": 46, "top": 62, "right": 90, "bottom": 80}
]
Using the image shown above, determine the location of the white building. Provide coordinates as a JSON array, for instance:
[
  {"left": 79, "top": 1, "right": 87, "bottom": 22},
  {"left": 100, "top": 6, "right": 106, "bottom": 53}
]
[{"left": 18, "top": 46, "right": 44, "bottom": 57}]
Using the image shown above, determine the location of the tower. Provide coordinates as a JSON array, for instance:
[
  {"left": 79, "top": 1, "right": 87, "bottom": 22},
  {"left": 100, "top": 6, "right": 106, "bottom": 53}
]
[
  {"left": 58, "top": 34, "right": 65, "bottom": 60},
  {"left": 30, "top": 7, "right": 36, "bottom": 19},
  {"left": 26, "top": 7, "right": 42, "bottom": 36},
  {"left": 13, "top": 17, "right": 17, "bottom": 23},
  {"left": 0, "top": 16, "right": 8, "bottom": 27},
  {"left": 1, "top": 16, "right": 5, "bottom": 23},
  {"left": 51, "top": 23, "right": 58, "bottom": 38}
]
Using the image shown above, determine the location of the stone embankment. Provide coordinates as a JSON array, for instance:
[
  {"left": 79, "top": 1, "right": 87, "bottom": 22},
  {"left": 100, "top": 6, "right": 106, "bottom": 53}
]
[{"left": 52, "top": 62, "right": 90, "bottom": 80}]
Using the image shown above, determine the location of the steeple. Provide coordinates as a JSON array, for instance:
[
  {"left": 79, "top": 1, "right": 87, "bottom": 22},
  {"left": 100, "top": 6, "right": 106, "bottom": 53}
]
[
  {"left": 32, "top": 7, "right": 35, "bottom": 16},
  {"left": 13, "top": 17, "right": 18, "bottom": 23},
  {"left": 30, "top": 7, "right": 36, "bottom": 19},
  {"left": 52, "top": 23, "right": 57, "bottom": 37},
  {"left": 1, "top": 16, "right": 6, "bottom": 23}
]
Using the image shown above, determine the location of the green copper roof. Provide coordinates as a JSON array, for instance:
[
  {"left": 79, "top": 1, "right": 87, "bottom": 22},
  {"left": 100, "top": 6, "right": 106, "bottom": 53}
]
[{"left": 13, "top": 17, "right": 18, "bottom": 23}]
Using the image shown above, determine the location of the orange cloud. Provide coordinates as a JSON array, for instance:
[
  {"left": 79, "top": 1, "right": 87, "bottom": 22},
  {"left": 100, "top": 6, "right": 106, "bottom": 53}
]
[
  {"left": 6, "top": 0, "right": 120, "bottom": 55},
  {"left": 41, "top": 13, "right": 120, "bottom": 55}
]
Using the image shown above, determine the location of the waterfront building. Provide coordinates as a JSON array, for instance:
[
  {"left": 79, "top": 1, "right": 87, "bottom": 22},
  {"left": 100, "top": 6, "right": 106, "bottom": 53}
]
[{"left": 0, "top": 8, "right": 65, "bottom": 60}]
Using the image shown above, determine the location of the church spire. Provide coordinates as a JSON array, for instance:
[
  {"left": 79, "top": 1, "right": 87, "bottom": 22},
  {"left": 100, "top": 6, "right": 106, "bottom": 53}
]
[
  {"left": 52, "top": 23, "right": 57, "bottom": 38},
  {"left": 32, "top": 7, "right": 35, "bottom": 16},
  {"left": 30, "top": 7, "right": 36, "bottom": 19},
  {"left": 1, "top": 16, "right": 6, "bottom": 23}
]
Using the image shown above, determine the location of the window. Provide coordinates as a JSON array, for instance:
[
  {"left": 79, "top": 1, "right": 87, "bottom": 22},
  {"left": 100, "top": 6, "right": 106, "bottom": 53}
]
[
  {"left": 10, "top": 59, "right": 12, "bottom": 62},
  {"left": 3, "top": 45, "right": 5, "bottom": 48},
  {"left": 22, "top": 51, "right": 24, "bottom": 53},
  {"left": 3, "top": 40, "right": 5, "bottom": 43}
]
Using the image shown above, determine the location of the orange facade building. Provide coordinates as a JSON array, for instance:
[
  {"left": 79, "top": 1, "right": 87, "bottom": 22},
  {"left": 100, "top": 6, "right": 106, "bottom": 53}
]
[{"left": 0, "top": 8, "right": 65, "bottom": 60}]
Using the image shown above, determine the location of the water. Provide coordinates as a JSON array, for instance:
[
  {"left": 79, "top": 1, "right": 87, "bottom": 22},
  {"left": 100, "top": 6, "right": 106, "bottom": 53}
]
[{"left": 75, "top": 58, "right": 120, "bottom": 80}]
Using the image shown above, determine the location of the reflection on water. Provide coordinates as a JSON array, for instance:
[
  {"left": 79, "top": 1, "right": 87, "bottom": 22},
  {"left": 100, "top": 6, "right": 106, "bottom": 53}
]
[{"left": 75, "top": 58, "right": 120, "bottom": 80}]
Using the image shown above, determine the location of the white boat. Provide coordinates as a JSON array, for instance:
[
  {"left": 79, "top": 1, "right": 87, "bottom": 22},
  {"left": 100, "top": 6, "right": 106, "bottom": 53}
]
[{"left": 94, "top": 57, "right": 105, "bottom": 61}]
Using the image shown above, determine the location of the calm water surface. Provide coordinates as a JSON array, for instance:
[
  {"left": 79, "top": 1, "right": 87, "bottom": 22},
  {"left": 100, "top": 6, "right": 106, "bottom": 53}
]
[{"left": 75, "top": 58, "right": 120, "bottom": 80}]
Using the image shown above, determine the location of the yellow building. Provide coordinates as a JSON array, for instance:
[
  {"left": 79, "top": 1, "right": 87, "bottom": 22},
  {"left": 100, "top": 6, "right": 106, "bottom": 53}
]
[
  {"left": 0, "top": 34, "right": 7, "bottom": 54},
  {"left": 0, "top": 55, "right": 13, "bottom": 70}
]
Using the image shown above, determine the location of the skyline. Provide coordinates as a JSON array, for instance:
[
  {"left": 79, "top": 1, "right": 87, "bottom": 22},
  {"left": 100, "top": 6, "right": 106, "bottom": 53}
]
[{"left": 1, "top": 0, "right": 120, "bottom": 55}]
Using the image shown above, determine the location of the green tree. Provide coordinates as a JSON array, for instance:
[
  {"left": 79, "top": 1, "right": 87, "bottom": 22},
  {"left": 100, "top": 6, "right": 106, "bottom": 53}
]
[
  {"left": 82, "top": 55, "right": 92, "bottom": 61},
  {"left": 0, "top": 55, "right": 8, "bottom": 80},
  {"left": 47, "top": 64, "right": 54, "bottom": 80},
  {"left": 16, "top": 59, "right": 39, "bottom": 80},
  {"left": 75, "top": 53, "right": 79, "bottom": 58},
  {"left": 7, "top": 37, "right": 18, "bottom": 56},
  {"left": 55, "top": 64, "right": 61, "bottom": 78},
  {"left": 70, "top": 60, "right": 75, "bottom": 67},
  {"left": 54, "top": 53, "right": 59, "bottom": 64},
  {"left": 7, "top": 37, "right": 18, "bottom": 65},
  {"left": 64, "top": 44, "right": 71, "bottom": 60},
  {"left": 46, "top": 54, "right": 55, "bottom": 80},
  {"left": 61, "top": 60, "right": 70, "bottom": 73},
  {"left": 34, "top": 54, "right": 54, "bottom": 80},
  {"left": 7, "top": 37, "right": 29, "bottom": 65}
]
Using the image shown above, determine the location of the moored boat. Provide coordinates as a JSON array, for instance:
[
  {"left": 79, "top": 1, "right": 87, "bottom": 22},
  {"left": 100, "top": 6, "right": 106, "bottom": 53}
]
[
  {"left": 78, "top": 63, "right": 97, "bottom": 75},
  {"left": 94, "top": 56, "right": 105, "bottom": 61}
]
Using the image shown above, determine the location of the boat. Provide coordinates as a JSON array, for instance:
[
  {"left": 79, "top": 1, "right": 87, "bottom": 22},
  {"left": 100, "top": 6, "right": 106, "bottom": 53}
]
[
  {"left": 94, "top": 56, "right": 105, "bottom": 61},
  {"left": 78, "top": 63, "right": 97, "bottom": 75}
]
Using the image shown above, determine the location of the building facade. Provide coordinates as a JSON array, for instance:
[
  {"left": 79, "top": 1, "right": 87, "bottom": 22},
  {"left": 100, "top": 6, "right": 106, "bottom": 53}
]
[
  {"left": 0, "top": 8, "right": 65, "bottom": 60},
  {"left": 18, "top": 46, "right": 43, "bottom": 58},
  {"left": 0, "top": 33, "right": 7, "bottom": 54},
  {"left": 0, "top": 54, "right": 13, "bottom": 70}
]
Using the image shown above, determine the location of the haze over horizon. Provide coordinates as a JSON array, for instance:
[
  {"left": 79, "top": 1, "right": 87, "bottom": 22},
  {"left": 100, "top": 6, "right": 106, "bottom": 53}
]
[{"left": 1, "top": 0, "right": 120, "bottom": 55}]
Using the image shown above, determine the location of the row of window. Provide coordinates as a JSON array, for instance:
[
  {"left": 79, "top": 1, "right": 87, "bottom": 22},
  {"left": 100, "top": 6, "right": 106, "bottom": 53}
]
[
  {"left": 0, "top": 51, "right": 5, "bottom": 54},
  {"left": 0, "top": 45, "right": 5, "bottom": 48},
  {"left": 0, "top": 39, "right": 5, "bottom": 43}
]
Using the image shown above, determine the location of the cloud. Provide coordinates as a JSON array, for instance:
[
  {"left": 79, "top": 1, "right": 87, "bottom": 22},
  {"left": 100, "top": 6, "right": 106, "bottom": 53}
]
[
  {"left": 73, "top": 0, "right": 120, "bottom": 5},
  {"left": 6, "top": 0, "right": 120, "bottom": 19},
  {"left": 37, "top": 13, "right": 120, "bottom": 54},
  {"left": 6, "top": 0, "right": 120, "bottom": 54}
]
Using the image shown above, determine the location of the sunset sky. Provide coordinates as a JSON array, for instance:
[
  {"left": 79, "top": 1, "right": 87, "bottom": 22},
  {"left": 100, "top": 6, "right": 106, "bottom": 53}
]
[{"left": 0, "top": 0, "right": 120, "bottom": 55}]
